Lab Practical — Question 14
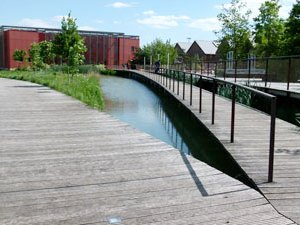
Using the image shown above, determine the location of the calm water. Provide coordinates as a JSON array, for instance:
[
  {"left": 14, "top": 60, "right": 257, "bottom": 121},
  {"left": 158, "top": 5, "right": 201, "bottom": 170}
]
[
  {"left": 101, "top": 75, "right": 190, "bottom": 154},
  {"left": 100, "top": 74, "right": 256, "bottom": 188}
]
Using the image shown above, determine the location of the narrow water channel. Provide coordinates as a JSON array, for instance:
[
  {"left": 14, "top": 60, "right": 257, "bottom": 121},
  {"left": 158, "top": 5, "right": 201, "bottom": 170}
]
[
  {"left": 100, "top": 74, "right": 256, "bottom": 189},
  {"left": 101, "top": 75, "right": 189, "bottom": 154}
]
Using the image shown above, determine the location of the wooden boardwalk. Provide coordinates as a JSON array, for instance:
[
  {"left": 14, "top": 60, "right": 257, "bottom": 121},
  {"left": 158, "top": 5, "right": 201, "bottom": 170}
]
[
  {"left": 134, "top": 70, "right": 300, "bottom": 224},
  {"left": 0, "top": 77, "right": 296, "bottom": 224}
]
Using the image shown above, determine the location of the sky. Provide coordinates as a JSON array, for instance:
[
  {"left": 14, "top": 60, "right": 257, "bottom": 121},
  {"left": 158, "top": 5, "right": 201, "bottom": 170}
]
[{"left": 0, "top": 0, "right": 296, "bottom": 46}]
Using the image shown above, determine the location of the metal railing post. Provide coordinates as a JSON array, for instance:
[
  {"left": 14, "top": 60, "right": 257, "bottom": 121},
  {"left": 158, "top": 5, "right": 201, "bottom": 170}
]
[
  {"left": 207, "top": 62, "right": 210, "bottom": 76},
  {"left": 265, "top": 58, "right": 269, "bottom": 87},
  {"left": 268, "top": 97, "right": 277, "bottom": 182},
  {"left": 165, "top": 69, "right": 168, "bottom": 87},
  {"left": 223, "top": 60, "right": 226, "bottom": 80},
  {"left": 169, "top": 70, "right": 172, "bottom": 89},
  {"left": 234, "top": 59, "right": 238, "bottom": 83},
  {"left": 177, "top": 71, "right": 180, "bottom": 95},
  {"left": 231, "top": 85, "right": 236, "bottom": 143},
  {"left": 287, "top": 57, "right": 291, "bottom": 91},
  {"left": 183, "top": 72, "right": 186, "bottom": 100},
  {"left": 173, "top": 70, "right": 175, "bottom": 92},
  {"left": 248, "top": 58, "right": 251, "bottom": 83},
  {"left": 190, "top": 74, "right": 193, "bottom": 106},
  {"left": 215, "top": 62, "right": 218, "bottom": 78},
  {"left": 212, "top": 79, "right": 216, "bottom": 124},
  {"left": 199, "top": 76, "right": 202, "bottom": 113}
]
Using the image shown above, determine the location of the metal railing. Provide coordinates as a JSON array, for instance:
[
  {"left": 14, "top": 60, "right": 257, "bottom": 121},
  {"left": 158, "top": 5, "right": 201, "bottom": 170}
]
[
  {"left": 139, "top": 55, "right": 300, "bottom": 92},
  {"left": 140, "top": 66, "right": 277, "bottom": 182}
]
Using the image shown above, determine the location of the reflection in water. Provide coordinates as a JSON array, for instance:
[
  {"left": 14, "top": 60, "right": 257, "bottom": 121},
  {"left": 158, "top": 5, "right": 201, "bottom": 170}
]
[
  {"left": 101, "top": 75, "right": 189, "bottom": 153},
  {"left": 101, "top": 75, "right": 256, "bottom": 189},
  {"left": 158, "top": 104, "right": 189, "bottom": 154}
]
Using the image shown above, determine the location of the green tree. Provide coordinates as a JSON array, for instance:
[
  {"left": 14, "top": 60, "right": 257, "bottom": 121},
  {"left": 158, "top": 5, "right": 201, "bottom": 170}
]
[
  {"left": 284, "top": 0, "right": 300, "bottom": 55},
  {"left": 53, "top": 13, "right": 87, "bottom": 75},
  {"left": 216, "top": 0, "right": 253, "bottom": 59},
  {"left": 134, "top": 38, "right": 177, "bottom": 65},
  {"left": 216, "top": 38, "right": 231, "bottom": 60},
  {"left": 13, "top": 49, "right": 27, "bottom": 67},
  {"left": 39, "top": 40, "right": 55, "bottom": 64},
  {"left": 29, "top": 42, "right": 45, "bottom": 70},
  {"left": 253, "top": 0, "right": 284, "bottom": 57}
]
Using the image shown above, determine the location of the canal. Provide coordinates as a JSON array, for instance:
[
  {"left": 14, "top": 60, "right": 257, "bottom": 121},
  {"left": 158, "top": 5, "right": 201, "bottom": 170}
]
[{"left": 100, "top": 74, "right": 256, "bottom": 189}]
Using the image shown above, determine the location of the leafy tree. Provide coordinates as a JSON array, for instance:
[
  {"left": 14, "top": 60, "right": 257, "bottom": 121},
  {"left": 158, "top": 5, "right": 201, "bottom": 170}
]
[
  {"left": 53, "top": 12, "right": 87, "bottom": 75},
  {"left": 13, "top": 49, "right": 27, "bottom": 67},
  {"left": 216, "top": 38, "right": 231, "bottom": 60},
  {"left": 284, "top": 0, "right": 300, "bottom": 55},
  {"left": 29, "top": 42, "right": 45, "bottom": 70},
  {"left": 134, "top": 38, "right": 177, "bottom": 65},
  {"left": 39, "top": 40, "right": 55, "bottom": 64},
  {"left": 253, "top": 0, "right": 284, "bottom": 57},
  {"left": 216, "top": 0, "right": 253, "bottom": 59}
]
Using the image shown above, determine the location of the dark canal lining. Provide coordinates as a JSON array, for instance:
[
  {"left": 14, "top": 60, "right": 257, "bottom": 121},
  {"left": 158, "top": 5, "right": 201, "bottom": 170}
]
[{"left": 101, "top": 72, "right": 257, "bottom": 190}]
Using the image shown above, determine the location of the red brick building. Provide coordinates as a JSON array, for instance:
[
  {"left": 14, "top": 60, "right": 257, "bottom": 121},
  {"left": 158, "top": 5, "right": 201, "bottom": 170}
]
[{"left": 0, "top": 25, "right": 139, "bottom": 69}]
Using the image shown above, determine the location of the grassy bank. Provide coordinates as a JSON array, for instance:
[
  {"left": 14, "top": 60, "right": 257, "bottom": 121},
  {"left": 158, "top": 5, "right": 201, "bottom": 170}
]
[{"left": 0, "top": 70, "right": 104, "bottom": 110}]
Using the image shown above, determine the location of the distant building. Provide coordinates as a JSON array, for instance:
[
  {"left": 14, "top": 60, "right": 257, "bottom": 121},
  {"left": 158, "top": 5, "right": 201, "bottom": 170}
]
[
  {"left": 186, "top": 40, "right": 218, "bottom": 61},
  {"left": 174, "top": 42, "right": 193, "bottom": 55},
  {"left": 0, "top": 25, "right": 140, "bottom": 69}
]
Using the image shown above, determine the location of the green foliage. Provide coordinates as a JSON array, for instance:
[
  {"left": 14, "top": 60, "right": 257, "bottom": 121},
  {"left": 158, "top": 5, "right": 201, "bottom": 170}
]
[
  {"left": 253, "top": 0, "right": 285, "bottom": 57},
  {"left": 218, "top": 84, "right": 253, "bottom": 106},
  {"left": 134, "top": 38, "right": 177, "bottom": 65},
  {"left": 216, "top": 0, "right": 253, "bottom": 59},
  {"left": 13, "top": 49, "right": 27, "bottom": 62},
  {"left": 39, "top": 40, "right": 55, "bottom": 64},
  {"left": 284, "top": 1, "right": 300, "bottom": 55},
  {"left": 53, "top": 12, "right": 87, "bottom": 75},
  {"left": 29, "top": 42, "right": 46, "bottom": 70},
  {"left": 50, "top": 64, "right": 114, "bottom": 75},
  {"left": 99, "top": 69, "right": 117, "bottom": 75},
  {"left": 0, "top": 70, "right": 104, "bottom": 110},
  {"left": 216, "top": 38, "right": 231, "bottom": 60}
]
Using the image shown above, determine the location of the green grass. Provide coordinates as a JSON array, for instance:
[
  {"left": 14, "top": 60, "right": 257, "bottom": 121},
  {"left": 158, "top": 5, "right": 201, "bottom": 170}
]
[
  {"left": 50, "top": 64, "right": 117, "bottom": 76},
  {"left": 0, "top": 70, "right": 104, "bottom": 110}
]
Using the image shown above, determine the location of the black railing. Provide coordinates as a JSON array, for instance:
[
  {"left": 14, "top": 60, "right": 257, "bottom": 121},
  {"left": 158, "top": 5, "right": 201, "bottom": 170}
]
[
  {"left": 141, "top": 66, "right": 277, "bottom": 183},
  {"left": 139, "top": 55, "right": 299, "bottom": 92}
]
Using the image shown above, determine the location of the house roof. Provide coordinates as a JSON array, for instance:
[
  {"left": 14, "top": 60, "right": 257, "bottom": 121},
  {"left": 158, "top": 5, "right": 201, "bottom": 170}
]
[
  {"left": 194, "top": 40, "right": 217, "bottom": 55},
  {"left": 175, "top": 42, "right": 193, "bottom": 53}
]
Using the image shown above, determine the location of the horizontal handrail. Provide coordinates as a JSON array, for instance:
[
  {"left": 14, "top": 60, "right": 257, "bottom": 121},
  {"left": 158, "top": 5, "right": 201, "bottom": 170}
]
[{"left": 162, "top": 68, "right": 276, "bottom": 100}]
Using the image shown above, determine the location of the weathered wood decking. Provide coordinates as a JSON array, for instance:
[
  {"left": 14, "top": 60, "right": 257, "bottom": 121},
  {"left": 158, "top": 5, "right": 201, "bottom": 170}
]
[
  {"left": 0, "top": 77, "right": 295, "bottom": 224},
  {"left": 134, "top": 70, "right": 300, "bottom": 224}
]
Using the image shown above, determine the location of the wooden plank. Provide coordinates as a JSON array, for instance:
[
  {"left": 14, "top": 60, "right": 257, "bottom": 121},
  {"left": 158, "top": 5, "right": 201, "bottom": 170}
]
[
  {"left": 0, "top": 77, "right": 295, "bottom": 224},
  {"left": 135, "top": 71, "right": 300, "bottom": 224}
]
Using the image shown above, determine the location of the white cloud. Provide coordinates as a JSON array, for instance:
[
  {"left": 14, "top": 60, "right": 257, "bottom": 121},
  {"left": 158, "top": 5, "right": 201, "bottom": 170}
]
[
  {"left": 137, "top": 14, "right": 190, "bottom": 29},
  {"left": 52, "top": 15, "right": 65, "bottom": 22},
  {"left": 113, "top": 21, "right": 121, "bottom": 24},
  {"left": 18, "top": 18, "right": 56, "bottom": 28},
  {"left": 143, "top": 10, "right": 155, "bottom": 16},
  {"left": 108, "top": 2, "right": 133, "bottom": 8},
  {"left": 188, "top": 17, "right": 221, "bottom": 32}
]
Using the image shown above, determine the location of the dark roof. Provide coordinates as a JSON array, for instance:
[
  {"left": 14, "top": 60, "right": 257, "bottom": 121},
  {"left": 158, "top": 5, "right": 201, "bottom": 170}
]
[{"left": 0, "top": 25, "right": 139, "bottom": 39}]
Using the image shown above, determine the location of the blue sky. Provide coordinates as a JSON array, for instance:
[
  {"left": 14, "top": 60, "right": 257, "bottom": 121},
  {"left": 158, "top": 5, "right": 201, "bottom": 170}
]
[{"left": 0, "top": 0, "right": 295, "bottom": 46}]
